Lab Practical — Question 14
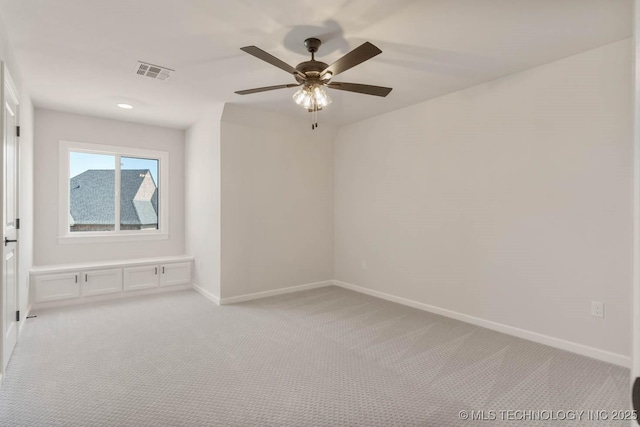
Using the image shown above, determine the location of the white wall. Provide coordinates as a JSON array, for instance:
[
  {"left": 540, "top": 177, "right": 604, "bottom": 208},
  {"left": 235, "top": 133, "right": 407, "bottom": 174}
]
[
  {"left": 185, "top": 105, "right": 224, "bottom": 299},
  {"left": 334, "top": 39, "right": 633, "bottom": 360},
  {"left": 33, "top": 109, "right": 185, "bottom": 265},
  {"left": 220, "top": 104, "right": 334, "bottom": 299},
  {"left": 0, "top": 12, "right": 35, "bottom": 321}
]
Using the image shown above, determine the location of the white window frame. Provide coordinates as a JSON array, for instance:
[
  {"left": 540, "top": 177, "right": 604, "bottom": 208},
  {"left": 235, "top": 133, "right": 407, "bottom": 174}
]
[{"left": 58, "top": 140, "right": 169, "bottom": 244}]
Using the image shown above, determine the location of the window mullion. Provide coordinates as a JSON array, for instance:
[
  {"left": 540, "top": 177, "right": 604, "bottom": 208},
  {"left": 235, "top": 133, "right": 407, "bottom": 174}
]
[{"left": 115, "top": 155, "right": 121, "bottom": 232}]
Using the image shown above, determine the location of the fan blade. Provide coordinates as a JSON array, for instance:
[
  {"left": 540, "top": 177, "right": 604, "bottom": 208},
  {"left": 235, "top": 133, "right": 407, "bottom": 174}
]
[
  {"left": 240, "top": 46, "right": 306, "bottom": 79},
  {"left": 327, "top": 82, "right": 392, "bottom": 97},
  {"left": 235, "top": 84, "right": 300, "bottom": 95},
  {"left": 321, "top": 42, "right": 382, "bottom": 78}
]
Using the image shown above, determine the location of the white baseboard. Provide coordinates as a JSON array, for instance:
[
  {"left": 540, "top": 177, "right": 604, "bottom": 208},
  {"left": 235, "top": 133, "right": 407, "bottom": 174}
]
[
  {"left": 220, "top": 280, "right": 333, "bottom": 305},
  {"left": 333, "top": 280, "right": 630, "bottom": 368},
  {"left": 192, "top": 283, "right": 220, "bottom": 305},
  {"left": 32, "top": 284, "right": 193, "bottom": 311}
]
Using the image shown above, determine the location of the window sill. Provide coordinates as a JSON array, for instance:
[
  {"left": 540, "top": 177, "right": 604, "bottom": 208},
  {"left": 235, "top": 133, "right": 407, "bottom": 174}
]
[{"left": 58, "top": 232, "right": 169, "bottom": 245}]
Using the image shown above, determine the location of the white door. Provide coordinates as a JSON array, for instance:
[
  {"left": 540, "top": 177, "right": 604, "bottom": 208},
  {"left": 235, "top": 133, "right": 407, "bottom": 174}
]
[{"left": 2, "top": 65, "right": 19, "bottom": 373}]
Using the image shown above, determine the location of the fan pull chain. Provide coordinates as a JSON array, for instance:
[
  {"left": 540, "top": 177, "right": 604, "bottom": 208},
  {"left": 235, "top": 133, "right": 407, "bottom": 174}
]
[{"left": 311, "top": 103, "right": 319, "bottom": 130}]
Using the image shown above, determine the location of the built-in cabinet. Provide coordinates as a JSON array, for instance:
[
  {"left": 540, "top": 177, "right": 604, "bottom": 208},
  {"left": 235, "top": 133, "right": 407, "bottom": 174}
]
[
  {"left": 34, "top": 272, "right": 81, "bottom": 303},
  {"left": 32, "top": 257, "right": 193, "bottom": 306},
  {"left": 83, "top": 269, "right": 123, "bottom": 296},
  {"left": 159, "top": 262, "right": 191, "bottom": 287},
  {"left": 122, "top": 262, "right": 191, "bottom": 291},
  {"left": 35, "top": 268, "right": 127, "bottom": 302},
  {"left": 123, "top": 265, "right": 159, "bottom": 291}
]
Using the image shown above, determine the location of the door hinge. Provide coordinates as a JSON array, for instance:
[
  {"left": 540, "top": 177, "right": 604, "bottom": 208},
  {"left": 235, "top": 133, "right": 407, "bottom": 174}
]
[
  {"left": 16, "top": 126, "right": 20, "bottom": 137},
  {"left": 16, "top": 310, "right": 20, "bottom": 322},
  {"left": 16, "top": 218, "right": 20, "bottom": 230}
]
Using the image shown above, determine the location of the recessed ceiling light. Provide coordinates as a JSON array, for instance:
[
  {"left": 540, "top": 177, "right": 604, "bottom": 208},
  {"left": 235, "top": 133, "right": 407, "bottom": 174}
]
[{"left": 117, "top": 103, "right": 133, "bottom": 109}]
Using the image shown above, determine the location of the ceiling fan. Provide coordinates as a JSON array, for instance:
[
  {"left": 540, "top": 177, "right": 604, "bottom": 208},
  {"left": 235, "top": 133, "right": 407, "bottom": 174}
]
[{"left": 235, "top": 38, "right": 392, "bottom": 129}]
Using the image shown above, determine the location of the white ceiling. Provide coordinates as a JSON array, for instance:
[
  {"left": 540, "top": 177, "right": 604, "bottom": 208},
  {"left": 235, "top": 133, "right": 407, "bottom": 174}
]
[{"left": 0, "top": 0, "right": 632, "bottom": 129}]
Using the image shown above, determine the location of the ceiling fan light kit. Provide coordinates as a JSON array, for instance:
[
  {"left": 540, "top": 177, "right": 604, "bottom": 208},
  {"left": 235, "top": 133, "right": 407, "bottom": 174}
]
[
  {"left": 235, "top": 37, "right": 392, "bottom": 129},
  {"left": 292, "top": 85, "right": 331, "bottom": 129}
]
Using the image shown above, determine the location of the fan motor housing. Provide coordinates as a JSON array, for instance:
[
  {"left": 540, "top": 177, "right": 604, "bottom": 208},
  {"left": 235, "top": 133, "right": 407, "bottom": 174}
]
[{"left": 295, "top": 60, "right": 329, "bottom": 84}]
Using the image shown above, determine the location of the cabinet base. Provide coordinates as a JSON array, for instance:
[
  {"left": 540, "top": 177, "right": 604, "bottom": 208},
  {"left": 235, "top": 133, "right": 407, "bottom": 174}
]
[{"left": 32, "top": 283, "right": 193, "bottom": 311}]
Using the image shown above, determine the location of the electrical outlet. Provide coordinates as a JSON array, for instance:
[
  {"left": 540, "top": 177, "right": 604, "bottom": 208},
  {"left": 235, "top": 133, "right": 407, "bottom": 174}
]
[
  {"left": 591, "top": 301, "right": 604, "bottom": 318},
  {"left": 361, "top": 261, "right": 367, "bottom": 270}
]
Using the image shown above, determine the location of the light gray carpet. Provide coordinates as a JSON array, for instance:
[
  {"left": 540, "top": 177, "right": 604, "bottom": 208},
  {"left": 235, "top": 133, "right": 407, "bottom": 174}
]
[{"left": 0, "top": 286, "right": 630, "bottom": 426}]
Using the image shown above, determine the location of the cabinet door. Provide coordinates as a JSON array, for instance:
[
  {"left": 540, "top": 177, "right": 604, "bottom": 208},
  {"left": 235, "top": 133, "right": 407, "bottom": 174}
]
[
  {"left": 160, "top": 262, "right": 191, "bottom": 287},
  {"left": 83, "top": 269, "right": 123, "bottom": 296},
  {"left": 123, "top": 265, "right": 159, "bottom": 291},
  {"left": 34, "top": 272, "right": 81, "bottom": 303}
]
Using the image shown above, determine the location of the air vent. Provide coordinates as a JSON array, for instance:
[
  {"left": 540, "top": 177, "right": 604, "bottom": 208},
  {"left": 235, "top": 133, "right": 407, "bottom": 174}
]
[{"left": 134, "top": 62, "right": 174, "bottom": 81}]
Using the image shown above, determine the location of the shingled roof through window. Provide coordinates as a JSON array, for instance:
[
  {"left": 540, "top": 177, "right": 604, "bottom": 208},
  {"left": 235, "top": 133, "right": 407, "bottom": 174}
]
[{"left": 70, "top": 169, "right": 158, "bottom": 227}]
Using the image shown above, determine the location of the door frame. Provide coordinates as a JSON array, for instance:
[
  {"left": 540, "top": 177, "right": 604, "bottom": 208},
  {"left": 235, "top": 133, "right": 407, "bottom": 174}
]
[{"left": 634, "top": 1, "right": 640, "bottom": 423}]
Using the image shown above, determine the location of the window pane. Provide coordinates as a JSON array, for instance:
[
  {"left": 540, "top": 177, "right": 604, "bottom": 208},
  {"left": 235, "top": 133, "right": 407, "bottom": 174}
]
[
  {"left": 120, "top": 157, "right": 159, "bottom": 230},
  {"left": 69, "top": 152, "right": 116, "bottom": 232}
]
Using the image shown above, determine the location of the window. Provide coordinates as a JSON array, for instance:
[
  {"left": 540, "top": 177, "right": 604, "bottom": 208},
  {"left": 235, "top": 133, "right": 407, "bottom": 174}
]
[{"left": 59, "top": 141, "right": 169, "bottom": 243}]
